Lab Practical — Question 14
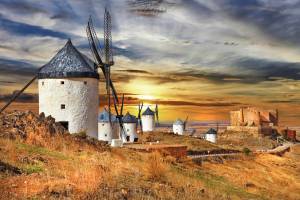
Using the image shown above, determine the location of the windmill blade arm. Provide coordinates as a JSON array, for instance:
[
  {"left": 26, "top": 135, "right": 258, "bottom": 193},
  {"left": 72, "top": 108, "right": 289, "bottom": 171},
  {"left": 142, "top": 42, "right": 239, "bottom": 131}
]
[
  {"left": 109, "top": 79, "right": 119, "bottom": 104},
  {"left": 96, "top": 64, "right": 119, "bottom": 104},
  {"left": 139, "top": 119, "right": 143, "bottom": 134},
  {"left": 0, "top": 75, "right": 37, "bottom": 113},
  {"left": 86, "top": 24, "right": 104, "bottom": 66}
]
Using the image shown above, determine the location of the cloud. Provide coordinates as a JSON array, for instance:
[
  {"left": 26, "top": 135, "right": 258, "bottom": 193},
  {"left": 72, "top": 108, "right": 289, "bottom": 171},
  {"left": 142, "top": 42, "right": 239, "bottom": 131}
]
[
  {"left": 0, "top": 15, "right": 69, "bottom": 39},
  {"left": 0, "top": 58, "right": 38, "bottom": 77},
  {"left": 0, "top": 91, "right": 38, "bottom": 103},
  {"left": 221, "top": 0, "right": 300, "bottom": 45},
  {"left": 0, "top": 0, "right": 47, "bottom": 14},
  {"left": 116, "top": 69, "right": 153, "bottom": 74}
]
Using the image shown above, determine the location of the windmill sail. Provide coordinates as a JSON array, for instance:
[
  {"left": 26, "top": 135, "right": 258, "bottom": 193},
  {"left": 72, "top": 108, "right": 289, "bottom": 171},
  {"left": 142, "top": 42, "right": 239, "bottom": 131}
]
[
  {"left": 86, "top": 17, "right": 119, "bottom": 104},
  {"left": 137, "top": 102, "right": 143, "bottom": 133},
  {"left": 0, "top": 75, "right": 38, "bottom": 114}
]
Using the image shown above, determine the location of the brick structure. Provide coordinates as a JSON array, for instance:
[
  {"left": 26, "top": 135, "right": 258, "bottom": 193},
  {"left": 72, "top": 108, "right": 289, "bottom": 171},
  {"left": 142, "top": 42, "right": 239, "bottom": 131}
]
[{"left": 227, "top": 107, "right": 278, "bottom": 136}]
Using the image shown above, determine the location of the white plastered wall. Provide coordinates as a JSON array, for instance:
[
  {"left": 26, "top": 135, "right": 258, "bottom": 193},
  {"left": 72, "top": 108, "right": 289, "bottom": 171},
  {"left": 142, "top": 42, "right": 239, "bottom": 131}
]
[
  {"left": 173, "top": 124, "right": 184, "bottom": 135},
  {"left": 38, "top": 78, "right": 98, "bottom": 138},
  {"left": 141, "top": 115, "right": 154, "bottom": 132},
  {"left": 98, "top": 122, "right": 119, "bottom": 143},
  {"left": 123, "top": 122, "right": 138, "bottom": 142},
  {"left": 205, "top": 134, "right": 217, "bottom": 143}
]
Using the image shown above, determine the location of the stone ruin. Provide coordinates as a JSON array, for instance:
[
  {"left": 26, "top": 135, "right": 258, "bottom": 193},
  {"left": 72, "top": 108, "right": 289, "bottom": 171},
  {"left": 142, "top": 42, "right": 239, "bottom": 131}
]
[{"left": 226, "top": 107, "right": 279, "bottom": 136}]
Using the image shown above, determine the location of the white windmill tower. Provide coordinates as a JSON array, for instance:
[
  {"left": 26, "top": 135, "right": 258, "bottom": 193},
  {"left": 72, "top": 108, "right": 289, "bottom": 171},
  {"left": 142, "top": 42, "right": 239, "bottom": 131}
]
[
  {"left": 38, "top": 40, "right": 99, "bottom": 138},
  {"left": 122, "top": 112, "right": 138, "bottom": 143},
  {"left": 0, "top": 39, "right": 99, "bottom": 139},
  {"left": 173, "top": 116, "right": 188, "bottom": 135},
  {"left": 141, "top": 106, "right": 155, "bottom": 132},
  {"left": 98, "top": 108, "right": 119, "bottom": 143},
  {"left": 173, "top": 119, "right": 184, "bottom": 135},
  {"left": 0, "top": 40, "right": 99, "bottom": 138},
  {"left": 205, "top": 127, "right": 218, "bottom": 143}
]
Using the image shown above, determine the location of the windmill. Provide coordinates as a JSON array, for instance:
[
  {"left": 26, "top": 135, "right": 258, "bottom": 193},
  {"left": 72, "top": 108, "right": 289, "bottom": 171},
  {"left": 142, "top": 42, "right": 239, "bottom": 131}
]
[
  {"left": 86, "top": 8, "right": 126, "bottom": 140},
  {"left": 137, "top": 102, "right": 143, "bottom": 133},
  {"left": 183, "top": 116, "right": 188, "bottom": 130},
  {"left": 155, "top": 104, "right": 159, "bottom": 126}
]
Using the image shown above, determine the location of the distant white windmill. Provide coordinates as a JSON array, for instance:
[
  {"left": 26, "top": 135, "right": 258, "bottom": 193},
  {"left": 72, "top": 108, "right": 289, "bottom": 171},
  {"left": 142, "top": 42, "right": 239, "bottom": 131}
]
[
  {"left": 141, "top": 106, "right": 155, "bottom": 132},
  {"left": 122, "top": 112, "right": 138, "bottom": 142},
  {"left": 173, "top": 116, "right": 188, "bottom": 135}
]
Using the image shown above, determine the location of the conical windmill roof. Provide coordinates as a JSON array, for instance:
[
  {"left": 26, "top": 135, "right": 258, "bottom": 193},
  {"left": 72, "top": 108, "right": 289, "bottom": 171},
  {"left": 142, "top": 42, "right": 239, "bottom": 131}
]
[
  {"left": 98, "top": 108, "right": 117, "bottom": 122},
  {"left": 206, "top": 128, "right": 217, "bottom": 135},
  {"left": 38, "top": 39, "right": 99, "bottom": 79},
  {"left": 142, "top": 107, "right": 155, "bottom": 116},
  {"left": 123, "top": 112, "right": 138, "bottom": 123},
  {"left": 173, "top": 118, "right": 184, "bottom": 125}
]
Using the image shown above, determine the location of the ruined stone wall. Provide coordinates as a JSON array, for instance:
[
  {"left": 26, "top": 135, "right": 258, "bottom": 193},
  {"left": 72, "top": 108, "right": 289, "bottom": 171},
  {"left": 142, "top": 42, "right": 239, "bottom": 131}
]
[
  {"left": 230, "top": 111, "right": 241, "bottom": 126},
  {"left": 244, "top": 109, "right": 260, "bottom": 126},
  {"left": 229, "top": 107, "right": 278, "bottom": 127}
]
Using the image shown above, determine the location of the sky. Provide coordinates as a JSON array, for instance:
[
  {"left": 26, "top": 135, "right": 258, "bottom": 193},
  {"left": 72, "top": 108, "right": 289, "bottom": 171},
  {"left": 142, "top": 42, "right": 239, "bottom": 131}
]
[{"left": 0, "top": 0, "right": 300, "bottom": 125}]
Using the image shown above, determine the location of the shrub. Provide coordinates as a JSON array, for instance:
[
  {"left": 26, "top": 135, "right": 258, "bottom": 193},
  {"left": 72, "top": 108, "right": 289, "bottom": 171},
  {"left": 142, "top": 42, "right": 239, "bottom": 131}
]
[
  {"left": 74, "top": 131, "right": 87, "bottom": 139},
  {"left": 242, "top": 147, "right": 251, "bottom": 156},
  {"left": 146, "top": 151, "right": 167, "bottom": 181}
]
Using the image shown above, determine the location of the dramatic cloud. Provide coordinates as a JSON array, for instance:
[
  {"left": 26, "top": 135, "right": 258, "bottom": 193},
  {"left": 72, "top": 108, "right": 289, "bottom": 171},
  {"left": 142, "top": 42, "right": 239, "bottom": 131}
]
[
  {"left": 1, "top": 0, "right": 300, "bottom": 124},
  {"left": 0, "top": 91, "right": 38, "bottom": 103}
]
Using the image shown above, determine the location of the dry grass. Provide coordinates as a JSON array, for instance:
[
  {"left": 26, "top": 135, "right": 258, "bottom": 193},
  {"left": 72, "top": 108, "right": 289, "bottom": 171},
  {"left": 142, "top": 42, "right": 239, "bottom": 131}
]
[
  {"left": 139, "top": 131, "right": 221, "bottom": 152},
  {"left": 1, "top": 123, "right": 299, "bottom": 200},
  {"left": 145, "top": 151, "right": 168, "bottom": 181},
  {"left": 202, "top": 145, "right": 300, "bottom": 200}
]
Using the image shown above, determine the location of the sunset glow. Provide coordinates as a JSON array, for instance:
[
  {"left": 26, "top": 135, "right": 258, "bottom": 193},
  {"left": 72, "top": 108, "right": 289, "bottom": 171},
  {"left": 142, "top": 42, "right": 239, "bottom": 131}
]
[{"left": 0, "top": 1, "right": 300, "bottom": 126}]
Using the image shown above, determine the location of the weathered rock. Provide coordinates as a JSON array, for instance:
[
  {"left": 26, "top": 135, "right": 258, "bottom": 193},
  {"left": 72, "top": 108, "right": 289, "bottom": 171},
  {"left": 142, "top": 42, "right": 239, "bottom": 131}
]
[{"left": 0, "top": 161, "right": 22, "bottom": 175}]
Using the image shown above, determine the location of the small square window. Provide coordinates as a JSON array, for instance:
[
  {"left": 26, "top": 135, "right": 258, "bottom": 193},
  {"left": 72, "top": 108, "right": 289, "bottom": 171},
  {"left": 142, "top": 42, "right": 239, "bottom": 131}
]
[
  {"left": 61, "top": 81, "right": 64, "bottom": 85},
  {"left": 102, "top": 123, "right": 105, "bottom": 126},
  {"left": 84, "top": 81, "right": 87, "bottom": 85},
  {"left": 61, "top": 104, "right": 65, "bottom": 109},
  {"left": 42, "top": 81, "right": 44, "bottom": 86},
  {"left": 105, "top": 134, "right": 107, "bottom": 137}
]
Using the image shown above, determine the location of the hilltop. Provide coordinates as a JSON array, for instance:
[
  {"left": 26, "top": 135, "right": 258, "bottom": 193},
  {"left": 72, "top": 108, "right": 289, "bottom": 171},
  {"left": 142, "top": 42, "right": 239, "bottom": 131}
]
[{"left": 0, "top": 111, "right": 299, "bottom": 200}]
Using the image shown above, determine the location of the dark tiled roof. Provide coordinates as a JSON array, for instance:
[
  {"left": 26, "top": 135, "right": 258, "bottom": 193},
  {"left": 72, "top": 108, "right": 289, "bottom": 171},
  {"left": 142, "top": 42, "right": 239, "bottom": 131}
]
[
  {"left": 142, "top": 107, "right": 155, "bottom": 116},
  {"left": 206, "top": 128, "right": 217, "bottom": 135},
  {"left": 122, "top": 112, "right": 137, "bottom": 123},
  {"left": 38, "top": 39, "right": 99, "bottom": 79},
  {"left": 98, "top": 108, "right": 117, "bottom": 122},
  {"left": 173, "top": 118, "right": 184, "bottom": 125}
]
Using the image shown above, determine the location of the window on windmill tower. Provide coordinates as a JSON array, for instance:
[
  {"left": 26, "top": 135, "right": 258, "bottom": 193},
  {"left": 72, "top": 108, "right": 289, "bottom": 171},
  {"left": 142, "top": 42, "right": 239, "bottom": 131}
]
[
  {"left": 42, "top": 81, "right": 44, "bottom": 86},
  {"left": 60, "top": 81, "right": 64, "bottom": 85},
  {"left": 84, "top": 81, "right": 87, "bottom": 85},
  {"left": 61, "top": 104, "right": 65, "bottom": 109}
]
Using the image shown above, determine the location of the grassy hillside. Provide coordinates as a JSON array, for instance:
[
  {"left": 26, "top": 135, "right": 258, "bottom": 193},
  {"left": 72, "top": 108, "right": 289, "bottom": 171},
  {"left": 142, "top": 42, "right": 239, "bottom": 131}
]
[{"left": 0, "top": 111, "right": 299, "bottom": 199}]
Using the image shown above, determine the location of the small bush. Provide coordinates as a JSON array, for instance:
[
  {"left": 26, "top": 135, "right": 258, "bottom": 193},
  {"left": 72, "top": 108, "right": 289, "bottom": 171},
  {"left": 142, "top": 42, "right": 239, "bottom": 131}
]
[
  {"left": 74, "top": 131, "right": 87, "bottom": 139},
  {"left": 23, "top": 164, "right": 43, "bottom": 174},
  {"left": 242, "top": 147, "right": 251, "bottom": 156}
]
